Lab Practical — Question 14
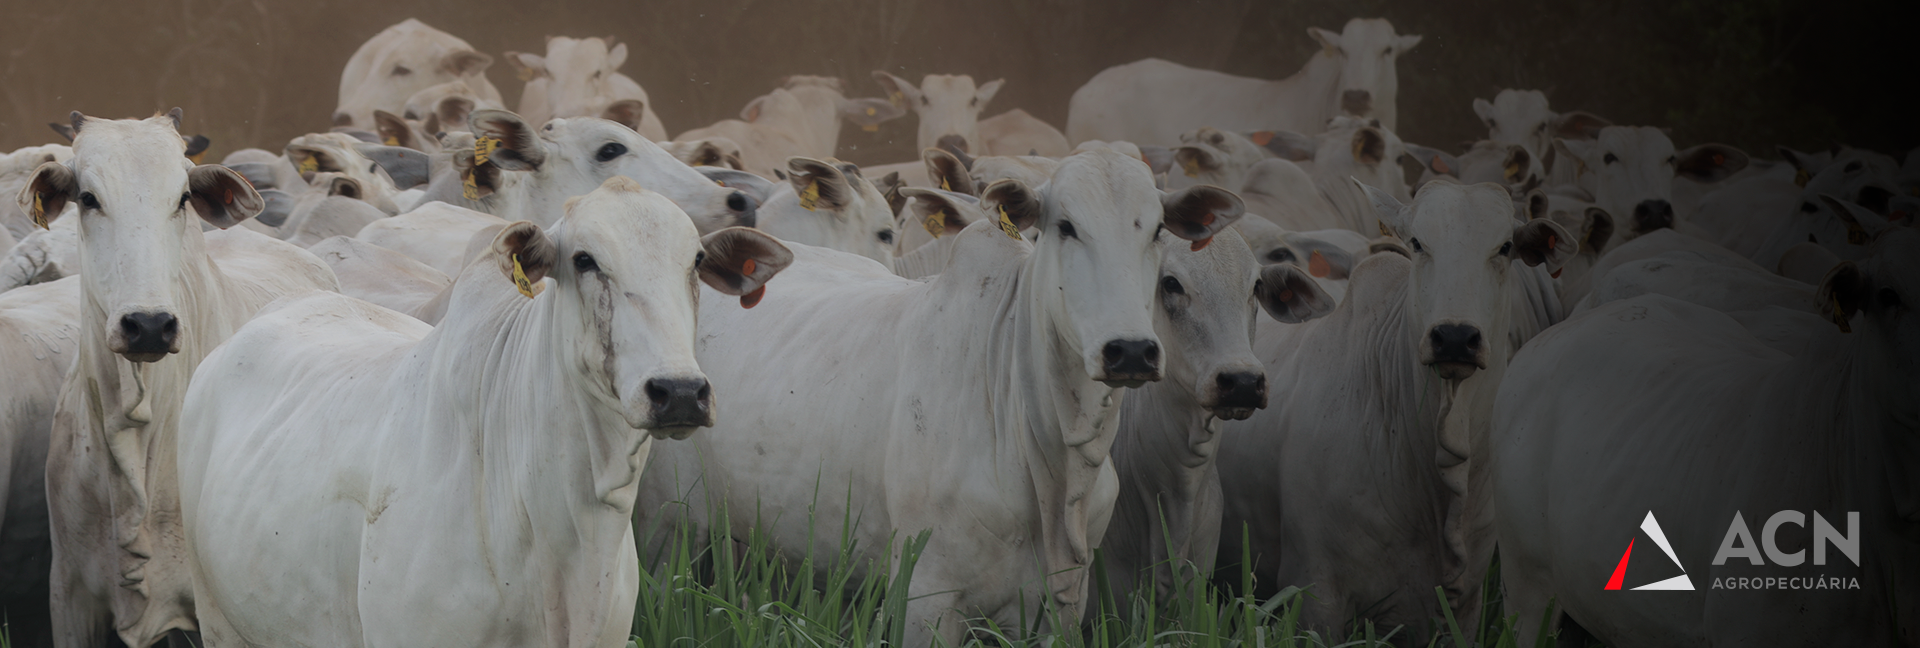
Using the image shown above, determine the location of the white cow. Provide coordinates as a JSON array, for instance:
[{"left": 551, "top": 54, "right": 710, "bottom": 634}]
[
  {"left": 305, "top": 235, "right": 451, "bottom": 317},
  {"left": 371, "top": 78, "right": 503, "bottom": 153},
  {"left": 1470, "top": 89, "right": 1610, "bottom": 180},
  {"left": 675, "top": 76, "right": 902, "bottom": 179},
  {"left": 356, "top": 201, "right": 510, "bottom": 278},
  {"left": 873, "top": 72, "right": 1069, "bottom": 156},
  {"left": 283, "top": 132, "right": 406, "bottom": 213},
  {"left": 417, "top": 110, "right": 757, "bottom": 233},
  {"left": 0, "top": 208, "right": 80, "bottom": 293},
  {"left": 658, "top": 137, "right": 745, "bottom": 171},
  {"left": 1552, "top": 126, "right": 1748, "bottom": 242},
  {"left": 179, "top": 178, "right": 792, "bottom": 647},
  {"left": 1307, "top": 116, "right": 1412, "bottom": 235},
  {"left": 18, "top": 111, "right": 339, "bottom": 648},
  {"left": 505, "top": 36, "right": 667, "bottom": 140},
  {"left": 636, "top": 149, "right": 1242, "bottom": 646},
  {"left": 0, "top": 276, "right": 81, "bottom": 648},
  {"left": 1067, "top": 18, "right": 1420, "bottom": 145},
  {"left": 754, "top": 158, "right": 898, "bottom": 265},
  {"left": 1166, "top": 127, "right": 1312, "bottom": 192},
  {"left": 2, "top": 144, "right": 74, "bottom": 240},
  {"left": 1215, "top": 182, "right": 1574, "bottom": 639},
  {"left": 1101, "top": 229, "right": 1333, "bottom": 605},
  {"left": 1494, "top": 228, "right": 1920, "bottom": 646},
  {"left": 334, "top": 19, "right": 502, "bottom": 129},
  {"left": 1747, "top": 147, "right": 1903, "bottom": 269}
]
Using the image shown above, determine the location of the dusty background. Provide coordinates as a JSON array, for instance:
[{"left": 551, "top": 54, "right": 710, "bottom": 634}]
[{"left": 1, "top": 0, "right": 1909, "bottom": 166}]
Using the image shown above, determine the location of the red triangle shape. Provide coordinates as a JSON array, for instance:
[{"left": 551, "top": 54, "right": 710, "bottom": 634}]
[{"left": 1605, "top": 537, "right": 1634, "bottom": 590}]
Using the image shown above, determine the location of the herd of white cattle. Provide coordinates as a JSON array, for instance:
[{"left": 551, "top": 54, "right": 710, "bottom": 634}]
[{"left": 0, "top": 14, "right": 1913, "bottom": 648}]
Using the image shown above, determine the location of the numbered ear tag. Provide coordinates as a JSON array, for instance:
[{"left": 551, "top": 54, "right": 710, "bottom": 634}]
[
  {"left": 511, "top": 253, "right": 536, "bottom": 298},
  {"left": 296, "top": 156, "right": 319, "bottom": 176},
  {"left": 1378, "top": 220, "right": 1394, "bottom": 237},
  {"left": 1504, "top": 161, "right": 1521, "bottom": 181},
  {"left": 383, "top": 136, "right": 400, "bottom": 146},
  {"left": 31, "top": 194, "right": 49, "bottom": 229},
  {"left": 924, "top": 211, "right": 946, "bottom": 238},
  {"left": 1831, "top": 296, "right": 1851, "bottom": 333},
  {"left": 474, "top": 136, "right": 502, "bottom": 166},
  {"left": 939, "top": 177, "right": 950, "bottom": 191},
  {"left": 996, "top": 206, "right": 1021, "bottom": 240},
  {"left": 799, "top": 180, "right": 820, "bottom": 211},
  {"left": 1180, "top": 157, "right": 1200, "bottom": 178},
  {"left": 516, "top": 67, "right": 534, "bottom": 82},
  {"left": 1795, "top": 168, "right": 1810, "bottom": 188},
  {"left": 462, "top": 170, "right": 481, "bottom": 200}
]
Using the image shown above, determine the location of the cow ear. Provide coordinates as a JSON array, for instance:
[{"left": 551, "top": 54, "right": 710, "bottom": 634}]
[
  {"left": 186, "top": 164, "right": 266, "bottom": 229},
  {"left": 490, "top": 221, "right": 556, "bottom": 295},
  {"left": 353, "top": 143, "right": 431, "bottom": 190},
  {"left": 1395, "top": 34, "right": 1423, "bottom": 52},
  {"left": 606, "top": 42, "right": 628, "bottom": 70},
  {"left": 253, "top": 189, "right": 295, "bottom": 228},
  {"left": 1351, "top": 127, "right": 1386, "bottom": 166},
  {"left": 696, "top": 167, "right": 776, "bottom": 207},
  {"left": 434, "top": 96, "right": 475, "bottom": 133},
  {"left": 468, "top": 109, "right": 545, "bottom": 171},
  {"left": 740, "top": 94, "right": 772, "bottom": 122},
  {"left": 1554, "top": 137, "right": 1596, "bottom": 171},
  {"left": 1820, "top": 194, "right": 1892, "bottom": 244},
  {"left": 837, "top": 97, "right": 905, "bottom": 131},
  {"left": 1675, "top": 144, "right": 1749, "bottom": 183},
  {"left": 1471, "top": 98, "right": 1494, "bottom": 124},
  {"left": 786, "top": 157, "right": 854, "bottom": 213},
  {"left": 1778, "top": 146, "right": 1830, "bottom": 186},
  {"left": 1354, "top": 178, "right": 1409, "bottom": 236},
  {"left": 372, "top": 110, "right": 415, "bottom": 149},
  {"left": 1307, "top": 26, "right": 1341, "bottom": 53},
  {"left": 452, "top": 148, "right": 500, "bottom": 199},
  {"left": 1248, "top": 129, "right": 1314, "bottom": 161},
  {"left": 601, "top": 99, "right": 646, "bottom": 132},
  {"left": 699, "top": 226, "right": 794, "bottom": 308},
  {"left": 1161, "top": 185, "right": 1243, "bottom": 245},
  {"left": 1404, "top": 142, "right": 1459, "bottom": 178},
  {"left": 48, "top": 122, "right": 76, "bottom": 143},
  {"left": 902, "top": 187, "right": 980, "bottom": 239},
  {"left": 871, "top": 71, "right": 922, "bottom": 109},
  {"left": 506, "top": 51, "right": 547, "bottom": 81},
  {"left": 442, "top": 49, "right": 492, "bottom": 77},
  {"left": 1510, "top": 218, "right": 1577, "bottom": 271},
  {"left": 1501, "top": 145, "right": 1534, "bottom": 185},
  {"left": 923, "top": 147, "right": 975, "bottom": 196},
  {"left": 285, "top": 145, "right": 345, "bottom": 183},
  {"left": 1256, "top": 263, "right": 1335, "bottom": 323},
  {"left": 184, "top": 135, "right": 212, "bottom": 163},
  {"left": 1817, "top": 260, "right": 1865, "bottom": 332},
  {"left": 1290, "top": 241, "right": 1353, "bottom": 280},
  {"left": 1173, "top": 145, "right": 1222, "bottom": 178},
  {"left": 1139, "top": 145, "right": 1177, "bottom": 176},
  {"left": 1583, "top": 207, "right": 1615, "bottom": 255},
  {"left": 18, "top": 162, "right": 75, "bottom": 229},
  {"left": 974, "top": 79, "right": 1004, "bottom": 109},
  {"left": 1552, "top": 111, "right": 1611, "bottom": 140},
  {"left": 980, "top": 179, "right": 1043, "bottom": 233},
  {"left": 681, "top": 140, "right": 728, "bottom": 167},
  {"left": 325, "top": 174, "right": 363, "bottom": 199}
]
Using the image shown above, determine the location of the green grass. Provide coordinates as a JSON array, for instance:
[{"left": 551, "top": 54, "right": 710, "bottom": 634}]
[{"left": 629, "top": 501, "right": 1571, "bottom": 648}]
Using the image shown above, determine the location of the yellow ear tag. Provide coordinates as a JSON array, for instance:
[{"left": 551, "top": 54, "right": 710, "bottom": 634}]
[
  {"left": 924, "top": 211, "right": 946, "bottom": 238},
  {"left": 939, "top": 176, "right": 951, "bottom": 191},
  {"left": 511, "top": 253, "right": 536, "bottom": 298},
  {"left": 996, "top": 206, "right": 1021, "bottom": 240},
  {"left": 473, "top": 136, "right": 502, "bottom": 166},
  {"left": 296, "top": 156, "right": 318, "bottom": 176},
  {"left": 799, "top": 180, "right": 820, "bottom": 211},
  {"left": 1504, "top": 161, "right": 1521, "bottom": 182},
  {"left": 1378, "top": 220, "right": 1394, "bottom": 237},
  {"left": 383, "top": 136, "right": 400, "bottom": 146},
  {"left": 1180, "top": 157, "right": 1200, "bottom": 178},
  {"left": 462, "top": 170, "right": 481, "bottom": 200},
  {"left": 1831, "top": 295, "right": 1851, "bottom": 333},
  {"left": 516, "top": 67, "right": 534, "bottom": 82},
  {"left": 31, "top": 194, "right": 49, "bottom": 229},
  {"left": 1795, "top": 168, "right": 1810, "bottom": 187},
  {"left": 189, "top": 151, "right": 208, "bottom": 165},
  {"left": 888, "top": 91, "right": 905, "bottom": 107},
  {"left": 862, "top": 124, "right": 879, "bottom": 132}
]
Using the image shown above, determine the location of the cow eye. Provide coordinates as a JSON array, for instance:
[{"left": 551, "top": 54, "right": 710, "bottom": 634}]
[
  {"left": 1499, "top": 241, "right": 1513, "bottom": 257},
  {"left": 80, "top": 192, "right": 100, "bottom": 210},
  {"left": 596, "top": 143, "right": 627, "bottom": 162},
  {"left": 1057, "top": 221, "right": 1077, "bottom": 239},
  {"left": 695, "top": 251, "right": 706, "bottom": 266},
  {"left": 1880, "top": 287, "right": 1903, "bottom": 311},
  {"left": 1266, "top": 249, "right": 1296, "bottom": 264},
  {"left": 919, "top": 96, "right": 929, "bottom": 106},
  {"left": 404, "top": 110, "right": 419, "bottom": 120},
  {"left": 969, "top": 97, "right": 978, "bottom": 107},
  {"left": 1160, "top": 276, "right": 1184, "bottom": 295},
  {"left": 573, "top": 252, "right": 598, "bottom": 273},
  {"left": 179, "top": 193, "right": 191, "bottom": 210},
  {"left": 1409, "top": 238, "right": 1424, "bottom": 253},
  {"left": 878, "top": 230, "right": 895, "bottom": 245},
  {"left": 1602, "top": 153, "right": 1619, "bottom": 165},
  {"left": 391, "top": 65, "right": 411, "bottom": 76}
]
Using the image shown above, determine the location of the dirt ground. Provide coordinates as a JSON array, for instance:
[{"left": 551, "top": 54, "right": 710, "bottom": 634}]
[{"left": 1, "top": 0, "right": 1908, "bottom": 166}]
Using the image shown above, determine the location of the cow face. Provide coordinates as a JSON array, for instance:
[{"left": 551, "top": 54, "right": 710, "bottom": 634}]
[
  {"left": 872, "top": 72, "right": 1004, "bottom": 155},
  {"left": 514, "top": 37, "right": 649, "bottom": 132},
  {"left": 1308, "top": 18, "right": 1420, "bottom": 131},
  {"left": 1820, "top": 228, "right": 1920, "bottom": 425},
  {"left": 1169, "top": 128, "right": 1268, "bottom": 191},
  {"left": 18, "top": 112, "right": 265, "bottom": 363},
  {"left": 1765, "top": 148, "right": 1905, "bottom": 264},
  {"left": 1005, "top": 148, "right": 1240, "bottom": 388},
  {"left": 467, "top": 110, "right": 756, "bottom": 233},
  {"left": 1363, "top": 182, "right": 1574, "bottom": 381},
  {"left": 285, "top": 132, "right": 404, "bottom": 211},
  {"left": 1555, "top": 126, "right": 1748, "bottom": 241},
  {"left": 334, "top": 19, "right": 493, "bottom": 129},
  {"left": 762, "top": 158, "right": 898, "bottom": 265},
  {"left": 501, "top": 177, "right": 790, "bottom": 438},
  {"left": 1153, "top": 228, "right": 1332, "bottom": 420}
]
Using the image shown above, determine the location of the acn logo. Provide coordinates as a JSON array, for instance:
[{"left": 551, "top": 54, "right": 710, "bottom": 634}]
[{"left": 1605, "top": 512, "right": 1694, "bottom": 591}]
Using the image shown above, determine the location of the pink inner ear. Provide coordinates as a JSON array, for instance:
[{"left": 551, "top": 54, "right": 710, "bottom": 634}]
[
  {"left": 1197, "top": 211, "right": 1216, "bottom": 226},
  {"left": 1190, "top": 237, "right": 1212, "bottom": 252},
  {"left": 740, "top": 285, "right": 766, "bottom": 309},
  {"left": 1308, "top": 250, "right": 1331, "bottom": 278}
]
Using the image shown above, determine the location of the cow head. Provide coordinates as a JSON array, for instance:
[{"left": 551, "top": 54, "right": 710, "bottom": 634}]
[
  {"left": 1154, "top": 227, "right": 1331, "bottom": 420},
  {"left": 872, "top": 71, "right": 1004, "bottom": 155},
  {"left": 1819, "top": 227, "right": 1920, "bottom": 427},
  {"left": 1309, "top": 18, "right": 1420, "bottom": 131},
  {"left": 1470, "top": 89, "right": 1611, "bottom": 171},
  {"left": 510, "top": 36, "right": 652, "bottom": 132},
  {"left": 494, "top": 177, "right": 790, "bottom": 438},
  {"left": 334, "top": 19, "right": 495, "bottom": 129},
  {"left": 17, "top": 110, "right": 265, "bottom": 363},
  {"left": 1169, "top": 127, "right": 1270, "bottom": 191},
  {"left": 1757, "top": 148, "right": 1905, "bottom": 267},
  {"left": 1554, "top": 126, "right": 1747, "bottom": 241},
  {"left": 1362, "top": 181, "right": 1574, "bottom": 381},
  {"left": 760, "top": 157, "right": 898, "bottom": 265},
  {"left": 464, "top": 110, "right": 756, "bottom": 233},
  {"left": 1315, "top": 116, "right": 1411, "bottom": 233},
  {"left": 1004, "top": 148, "right": 1241, "bottom": 388}
]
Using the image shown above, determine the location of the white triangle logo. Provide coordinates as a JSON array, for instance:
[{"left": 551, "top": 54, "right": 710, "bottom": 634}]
[{"left": 1604, "top": 511, "right": 1695, "bottom": 591}]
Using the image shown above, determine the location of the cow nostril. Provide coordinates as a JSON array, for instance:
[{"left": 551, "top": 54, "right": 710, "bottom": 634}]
[
  {"left": 1103, "top": 341, "right": 1125, "bottom": 364},
  {"left": 696, "top": 381, "right": 711, "bottom": 401},
  {"left": 1466, "top": 330, "right": 1482, "bottom": 351},
  {"left": 644, "top": 380, "right": 670, "bottom": 405},
  {"left": 120, "top": 316, "right": 142, "bottom": 338},
  {"left": 1143, "top": 342, "right": 1159, "bottom": 365}
]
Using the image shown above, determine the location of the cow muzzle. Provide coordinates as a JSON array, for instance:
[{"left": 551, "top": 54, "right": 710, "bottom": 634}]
[
  {"left": 1098, "top": 339, "right": 1161, "bottom": 388},
  {"left": 638, "top": 376, "right": 713, "bottom": 438},
  {"left": 1209, "top": 371, "right": 1267, "bottom": 420},
  {"left": 1632, "top": 199, "right": 1674, "bottom": 233},
  {"left": 111, "top": 311, "right": 180, "bottom": 363},
  {"left": 1341, "top": 89, "right": 1373, "bottom": 117},
  {"left": 1425, "top": 323, "right": 1485, "bottom": 381}
]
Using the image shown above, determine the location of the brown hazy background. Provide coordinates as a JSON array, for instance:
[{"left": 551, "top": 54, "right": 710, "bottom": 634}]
[{"left": 2, "top": 0, "right": 1910, "bottom": 166}]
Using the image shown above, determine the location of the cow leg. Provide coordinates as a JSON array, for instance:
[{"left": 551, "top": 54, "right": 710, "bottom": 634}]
[{"left": 47, "top": 567, "right": 117, "bottom": 648}]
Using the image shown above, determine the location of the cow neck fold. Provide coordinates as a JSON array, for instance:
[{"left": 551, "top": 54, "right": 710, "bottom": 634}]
[
  {"left": 413, "top": 273, "right": 644, "bottom": 602},
  {"left": 989, "top": 243, "right": 1125, "bottom": 621},
  {"left": 1357, "top": 273, "right": 1455, "bottom": 567}
]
